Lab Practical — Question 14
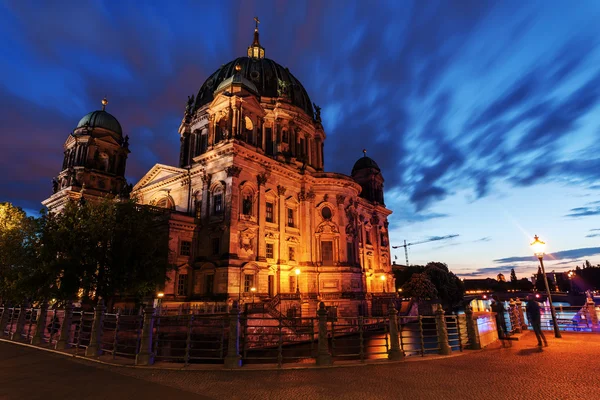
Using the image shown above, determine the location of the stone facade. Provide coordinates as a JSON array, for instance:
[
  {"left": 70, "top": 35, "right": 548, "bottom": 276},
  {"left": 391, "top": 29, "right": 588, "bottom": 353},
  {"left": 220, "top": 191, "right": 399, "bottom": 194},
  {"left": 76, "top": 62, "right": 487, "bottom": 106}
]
[{"left": 131, "top": 26, "right": 395, "bottom": 317}]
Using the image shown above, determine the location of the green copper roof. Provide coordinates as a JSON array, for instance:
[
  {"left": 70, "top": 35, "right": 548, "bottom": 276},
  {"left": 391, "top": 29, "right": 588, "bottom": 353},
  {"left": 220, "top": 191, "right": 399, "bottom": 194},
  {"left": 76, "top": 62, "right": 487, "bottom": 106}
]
[{"left": 76, "top": 110, "right": 123, "bottom": 136}]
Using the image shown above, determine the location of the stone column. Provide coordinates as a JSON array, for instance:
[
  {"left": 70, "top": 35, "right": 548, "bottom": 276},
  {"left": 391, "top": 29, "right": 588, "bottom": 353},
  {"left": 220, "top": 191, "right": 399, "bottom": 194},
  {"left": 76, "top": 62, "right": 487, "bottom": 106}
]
[
  {"left": 256, "top": 174, "right": 267, "bottom": 260},
  {"left": 11, "top": 304, "right": 28, "bottom": 341},
  {"left": 135, "top": 304, "right": 155, "bottom": 365},
  {"left": 56, "top": 301, "right": 73, "bottom": 350},
  {"left": 336, "top": 195, "right": 347, "bottom": 263},
  {"left": 85, "top": 299, "right": 105, "bottom": 357},
  {"left": 515, "top": 298, "right": 527, "bottom": 330},
  {"left": 277, "top": 185, "right": 286, "bottom": 291},
  {"left": 465, "top": 306, "right": 481, "bottom": 350},
  {"left": 387, "top": 303, "right": 404, "bottom": 360},
  {"left": 31, "top": 302, "right": 48, "bottom": 345},
  {"left": 435, "top": 304, "right": 452, "bottom": 355},
  {"left": 224, "top": 301, "right": 242, "bottom": 368},
  {"left": 316, "top": 302, "right": 332, "bottom": 366}
]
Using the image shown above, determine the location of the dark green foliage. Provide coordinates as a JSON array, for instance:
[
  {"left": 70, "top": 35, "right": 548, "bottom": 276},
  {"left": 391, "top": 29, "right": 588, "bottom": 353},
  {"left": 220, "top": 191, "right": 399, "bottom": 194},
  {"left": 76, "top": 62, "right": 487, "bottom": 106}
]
[
  {"left": 1, "top": 200, "right": 172, "bottom": 305},
  {"left": 510, "top": 268, "right": 517, "bottom": 283},
  {"left": 401, "top": 273, "right": 437, "bottom": 300}
]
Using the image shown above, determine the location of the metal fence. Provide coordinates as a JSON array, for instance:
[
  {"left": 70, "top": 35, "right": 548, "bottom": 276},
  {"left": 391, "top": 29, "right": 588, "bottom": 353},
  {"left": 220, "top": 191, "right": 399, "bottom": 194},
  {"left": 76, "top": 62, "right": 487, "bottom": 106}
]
[{"left": 0, "top": 302, "right": 538, "bottom": 369}]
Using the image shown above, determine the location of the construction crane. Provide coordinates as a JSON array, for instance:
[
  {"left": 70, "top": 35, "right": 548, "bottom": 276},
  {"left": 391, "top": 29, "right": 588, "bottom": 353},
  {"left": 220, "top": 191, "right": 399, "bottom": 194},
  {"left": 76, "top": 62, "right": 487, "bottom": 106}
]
[{"left": 392, "top": 234, "right": 459, "bottom": 266}]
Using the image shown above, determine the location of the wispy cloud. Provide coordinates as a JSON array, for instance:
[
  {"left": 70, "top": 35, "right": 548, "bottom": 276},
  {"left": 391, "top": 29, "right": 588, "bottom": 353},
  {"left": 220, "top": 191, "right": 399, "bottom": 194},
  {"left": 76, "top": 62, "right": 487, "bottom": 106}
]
[
  {"left": 494, "top": 247, "right": 600, "bottom": 263},
  {"left": 474, "top": 237, "right": 492, "bottom": 243}
]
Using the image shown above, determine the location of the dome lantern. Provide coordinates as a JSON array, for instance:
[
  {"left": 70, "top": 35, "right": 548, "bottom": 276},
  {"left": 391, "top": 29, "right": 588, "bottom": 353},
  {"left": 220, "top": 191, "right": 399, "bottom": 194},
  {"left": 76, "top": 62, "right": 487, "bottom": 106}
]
[{"left": 247, "top": 16, "right": 265, "bottom": 59}]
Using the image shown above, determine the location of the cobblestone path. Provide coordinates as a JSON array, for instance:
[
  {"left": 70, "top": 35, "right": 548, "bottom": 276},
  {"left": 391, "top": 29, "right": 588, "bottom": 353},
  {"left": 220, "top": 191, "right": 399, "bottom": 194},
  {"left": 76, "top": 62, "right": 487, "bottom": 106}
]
[{"left": 1, "top": 332, "right": 598, "bottom": 400}]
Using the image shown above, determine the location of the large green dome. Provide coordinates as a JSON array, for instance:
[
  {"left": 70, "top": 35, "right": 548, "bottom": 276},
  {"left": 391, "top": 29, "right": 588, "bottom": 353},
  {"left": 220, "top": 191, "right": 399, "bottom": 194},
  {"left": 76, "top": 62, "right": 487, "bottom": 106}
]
[
  {"left": 76, "top": 110, "right": 123, "bottom": 136},
  {"left": 194, "top": 57, "right": 314, "bottom": 117}
]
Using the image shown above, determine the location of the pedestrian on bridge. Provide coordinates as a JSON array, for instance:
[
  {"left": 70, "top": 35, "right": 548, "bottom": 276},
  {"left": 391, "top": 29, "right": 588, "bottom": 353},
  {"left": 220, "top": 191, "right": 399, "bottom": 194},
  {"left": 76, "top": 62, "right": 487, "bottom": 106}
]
[{"left": 526, "top": 295, "right": 548, "bottom": 348}]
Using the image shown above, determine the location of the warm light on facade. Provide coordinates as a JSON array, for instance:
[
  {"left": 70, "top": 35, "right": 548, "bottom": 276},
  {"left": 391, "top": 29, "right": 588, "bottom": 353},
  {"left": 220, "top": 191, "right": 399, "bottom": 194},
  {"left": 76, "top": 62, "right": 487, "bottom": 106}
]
[
  {"left": 380, "top": 275, "right": 386, "bottom": 281},
  {"left": 295, "top": 268, "right": 301, "bottom": 275},
  {"left": 157, "top": 292, "right": 165, "bottom": 298},
  {"left": 250, "top": 287, "right": 256, "bottom": 292}
]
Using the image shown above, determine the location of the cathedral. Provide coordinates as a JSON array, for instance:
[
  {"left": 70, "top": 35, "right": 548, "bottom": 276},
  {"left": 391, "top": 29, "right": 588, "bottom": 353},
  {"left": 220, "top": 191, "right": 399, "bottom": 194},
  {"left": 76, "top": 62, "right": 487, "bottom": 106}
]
[{"left": 43, "top": 21, "right": 395, "bottom": 317}]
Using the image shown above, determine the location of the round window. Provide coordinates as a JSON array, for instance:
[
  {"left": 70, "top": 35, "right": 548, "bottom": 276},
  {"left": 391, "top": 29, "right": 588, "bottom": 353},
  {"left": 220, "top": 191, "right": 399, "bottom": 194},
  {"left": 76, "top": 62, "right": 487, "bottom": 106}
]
[{"left": 321, "top": 207, "right": 332, "bottom": 220}]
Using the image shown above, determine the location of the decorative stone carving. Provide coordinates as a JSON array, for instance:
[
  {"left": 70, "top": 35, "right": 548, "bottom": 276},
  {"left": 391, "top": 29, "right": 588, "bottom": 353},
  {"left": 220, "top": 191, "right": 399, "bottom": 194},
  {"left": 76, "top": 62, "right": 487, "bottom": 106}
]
[
  {"left": 286, "top": 236, "right": 300, "bottom": 243},
  {"left": 346, "top": 224, "right": 357, "bottom": 238},
  {"left": 316, "top": 221, "right": 339, "bottom": 234},
  {"left": 239, "top": 227, "right": 256, "bottom": 253},
  {"left": 306, "top": 190, "right": 316, "bottom": 201},
  {"left": 298, "top": 190, "right": 306, "bottom": 202},
  {"left": 336, "top": 194, "right": 345, "bottom": 205},
  {"left": 265, "top": 231, "right": 279, "bottom": 240},
  {"left": 256, "top": 173, "right": 268, "bottom": 186},
  {"left": 277, "top": 185, "right": 286, "bottom": 196},
  {"left": 371, "top": 213, "right": 380, "bottom": 225},
  {"left": 323, "top": 194, "right": 328, "bottom": 202},
  {"left": 277, "top": 78, "right": 289, "bottom": 98},
  {"left": 225, "top": 165, "right": 242, "bottom": 177},
  {"left": 201, "top": 173, "right": 212, "bottom": 186}
]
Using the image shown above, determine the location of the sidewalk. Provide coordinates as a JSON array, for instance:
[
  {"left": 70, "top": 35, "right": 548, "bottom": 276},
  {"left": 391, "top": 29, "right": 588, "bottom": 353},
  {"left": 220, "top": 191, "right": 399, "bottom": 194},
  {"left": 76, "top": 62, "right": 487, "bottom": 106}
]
[{"left": 1, "top": 332, "right": 598, "bottom": 399}]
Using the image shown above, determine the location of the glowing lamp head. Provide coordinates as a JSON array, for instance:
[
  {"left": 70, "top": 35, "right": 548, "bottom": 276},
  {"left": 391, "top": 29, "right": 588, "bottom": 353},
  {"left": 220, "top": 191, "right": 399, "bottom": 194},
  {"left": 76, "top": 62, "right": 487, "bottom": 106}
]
[
  {"left": 397, "top": 288, "right": 403, "bottom": 292},
  {"left": 535, "top": 293, "right": 540, "bottom": 299},
  {"left": 530, "top": 235, "right": 546, "bottom": 258},
  {"left": 157, "top": 292, "right": 164, "bottom": 298},
  {"left": 295, "top": 268, "right": 301, "bottom": 276},
  {"left": 380, "top": 275, "right": 386, "bottom": 281},
  {"left": 250, "top": 287, "right": 256, "bottom": 292}
]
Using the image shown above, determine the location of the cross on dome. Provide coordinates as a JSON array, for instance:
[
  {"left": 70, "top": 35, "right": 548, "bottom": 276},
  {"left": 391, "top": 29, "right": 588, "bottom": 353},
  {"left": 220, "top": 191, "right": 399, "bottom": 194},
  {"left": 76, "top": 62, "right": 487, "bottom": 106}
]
[{"left": 247, "top": 16, "right": 265, "bottom": 59}]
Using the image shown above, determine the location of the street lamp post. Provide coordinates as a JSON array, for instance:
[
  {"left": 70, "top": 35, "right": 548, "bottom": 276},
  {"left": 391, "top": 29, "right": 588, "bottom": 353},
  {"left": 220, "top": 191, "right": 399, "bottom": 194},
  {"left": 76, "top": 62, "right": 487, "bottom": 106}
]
[
  {"left": 530, "top": 235, "right": 562, "bottom": 338},
  {"left": 250, "top": 287, "right": 256, "bottom": 304},
  {"left": 295, "top": 268, "right": 301, "bottom": 294},
  {"left": 568, "top": 271, "right": 574, "bottom": 293},
  {"left": 381, "top": 275, "right": 386, "bottom": 293}
]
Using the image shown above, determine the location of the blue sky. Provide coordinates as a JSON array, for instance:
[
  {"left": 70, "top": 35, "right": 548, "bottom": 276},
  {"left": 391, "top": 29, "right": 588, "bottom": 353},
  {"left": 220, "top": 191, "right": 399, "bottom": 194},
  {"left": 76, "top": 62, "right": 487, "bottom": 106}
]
[{"left": 1, "top": 0, "right": 599, "bottom": 278}]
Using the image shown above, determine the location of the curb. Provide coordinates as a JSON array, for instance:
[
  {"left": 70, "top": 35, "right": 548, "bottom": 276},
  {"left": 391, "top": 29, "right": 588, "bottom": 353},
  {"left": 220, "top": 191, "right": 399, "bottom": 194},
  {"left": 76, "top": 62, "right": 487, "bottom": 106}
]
[{"left": 0, "top": 338, "right": 469, "bottom": 372}]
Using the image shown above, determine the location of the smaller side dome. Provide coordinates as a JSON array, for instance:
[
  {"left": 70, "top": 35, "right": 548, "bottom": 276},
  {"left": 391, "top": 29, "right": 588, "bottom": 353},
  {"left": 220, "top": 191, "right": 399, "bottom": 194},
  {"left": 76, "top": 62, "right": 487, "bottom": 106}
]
[
  {"left": 351, "top": 156, "right": 381, "bottom": 174},
  {"left": 351, "top": 152, "right": 385, "bottom": 205},
  {"left": 76, "top": 110, "right": 123, "bottom": 136}
]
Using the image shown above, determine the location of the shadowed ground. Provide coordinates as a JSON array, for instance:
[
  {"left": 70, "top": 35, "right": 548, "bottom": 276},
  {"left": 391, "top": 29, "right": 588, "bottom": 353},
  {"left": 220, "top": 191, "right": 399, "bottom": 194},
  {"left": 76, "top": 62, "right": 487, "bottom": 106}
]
[{"left": 1, "top": 332, "right": 598, "bottom": 400}]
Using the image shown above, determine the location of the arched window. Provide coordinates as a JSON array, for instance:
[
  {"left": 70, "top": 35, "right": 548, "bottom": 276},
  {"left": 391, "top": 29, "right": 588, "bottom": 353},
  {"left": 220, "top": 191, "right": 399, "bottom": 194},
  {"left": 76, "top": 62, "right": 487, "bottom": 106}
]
[{"left": 155, "top": 196, "right": 175, "bottom": 210}]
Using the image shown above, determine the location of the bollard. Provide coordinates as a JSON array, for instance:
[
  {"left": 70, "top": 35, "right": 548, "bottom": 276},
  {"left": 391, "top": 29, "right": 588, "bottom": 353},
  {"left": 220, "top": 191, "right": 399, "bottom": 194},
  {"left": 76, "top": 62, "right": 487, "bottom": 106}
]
[
  {"left": 515, "top": 298, "right": 527, "bottom": 330},
  {"left": 0, "top": 305, "right": 10, "bottom": 337},
  {"left": 435, "top": 304, "right": 452, "bottom": 355},
  {"left": 465, "top": 306, "right": 481, "bottom": 350},
  {"left": 56, "top": 301, "right": 73, "bottom": 350},
  {"left": 387, "top": 302, "right": 404, "bottom": 360},
  {"left": 587, "top": 298, "right": 598, "bottom": 327},
  {"left": 11, "top": 304, "right": 28, "bottom": 341},
  {"left": 31, "top": 302, "right": 48, "bottom": 345},
  {"left": 85, "top": 298, "right": 105, "bottom": 357},
  {"left": 136, "top": 303, "right": 156, "bottom": 366},
  {"left": 316, "top": 302, "right": 332, "bottom": 366},
  {"left": 509, "top": 299, "right": 521, "bottom": 333},
  {"left": 224, "top": 301, "right": 242, "bottom": 368}
]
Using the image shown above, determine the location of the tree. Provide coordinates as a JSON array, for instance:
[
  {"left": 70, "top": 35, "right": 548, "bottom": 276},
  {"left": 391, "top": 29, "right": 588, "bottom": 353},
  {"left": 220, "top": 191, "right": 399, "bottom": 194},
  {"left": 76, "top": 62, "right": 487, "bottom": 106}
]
[
  {"left": 401, "top": 273, "right": 437, "bottom": 300},
  {"left": 510, "top": 268, "right": 517, "bottom": 283},
  {"left": 0, "top": 203, "right": 37, "bottom": 303},
  {"left": 423, "top": 262, "right": 465, "bottom": 310},
  {"left": 4, "top": 199, "right": 173, "bottom": 306}
]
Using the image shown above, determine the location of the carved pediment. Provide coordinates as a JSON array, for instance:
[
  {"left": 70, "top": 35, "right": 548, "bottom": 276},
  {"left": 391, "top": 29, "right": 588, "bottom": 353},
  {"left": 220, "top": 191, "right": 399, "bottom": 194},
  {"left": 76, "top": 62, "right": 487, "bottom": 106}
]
[{"left": 316, "top": 221, "right": 338, "bottom": 234}]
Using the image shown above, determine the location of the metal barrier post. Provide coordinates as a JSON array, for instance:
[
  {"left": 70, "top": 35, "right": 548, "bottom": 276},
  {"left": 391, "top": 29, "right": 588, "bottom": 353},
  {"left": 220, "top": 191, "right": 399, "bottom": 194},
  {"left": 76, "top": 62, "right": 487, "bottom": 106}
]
[
  {"left": 85, "top": 299, "right": 105, "bottom": 357},
  {"left": 387, "top": 303, "right": 404, "bottom": 360},
  {"left": 0, "top": 306, "right": 10, "bottom": 337},
  {"left": 509, "top": 299, "right": 521, "bottom": 333},
  {"left": 515, "top": 298, "right": 527, "bottom": 330},
  {"left": 465, "top": 306, "right": 481, "bottom": 350},
  {"left": 135, "top": 304, "right": 155, "bottom": 366},
  {"left": 587, "top": 298, "right": 598, "bottom": 327},
  {"left": 316, "top": 302, "right": 332, "bottom": 366},
  {"left": 31, "top": 302, "right": 48, "bottom": 345},
  {"left": 435, "top": 304, "right": 452, "bottom": 355},
  {"left": 11, "top": 304, "right": 27, "bottom": 341},
  {"left": 224, "top": 301, "right": 242, "bottom": 368},
  {"left": 56, "top": 301, "right": 73, "bottom": 350}
]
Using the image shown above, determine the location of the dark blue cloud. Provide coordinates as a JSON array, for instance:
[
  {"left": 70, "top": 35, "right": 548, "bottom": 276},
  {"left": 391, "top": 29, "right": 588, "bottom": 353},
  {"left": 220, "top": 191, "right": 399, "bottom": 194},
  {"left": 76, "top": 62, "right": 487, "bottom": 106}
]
[
  {"left": 1, "top": 0, "right": 600, "bottom": 218},
  {"left": 565, "top": 201, "right": 600, "bottom": 218},
  {"left": 495, "top": 247, "right": 600, "bottom": 263}
]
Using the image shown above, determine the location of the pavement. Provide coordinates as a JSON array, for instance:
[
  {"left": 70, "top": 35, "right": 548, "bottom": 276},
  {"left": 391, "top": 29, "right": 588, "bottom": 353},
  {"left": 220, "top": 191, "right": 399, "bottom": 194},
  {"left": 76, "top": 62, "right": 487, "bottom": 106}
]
[{"left": 1, "top": 332, "right": 598, "bottom": 400}]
